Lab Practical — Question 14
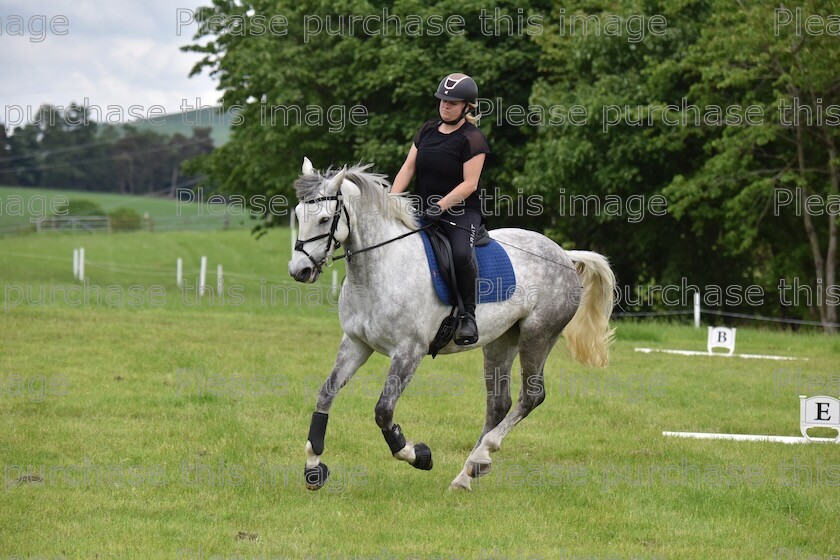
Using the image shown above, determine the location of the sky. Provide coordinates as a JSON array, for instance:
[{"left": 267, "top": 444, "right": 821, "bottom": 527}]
[{"left": 0, "top": 0, "right": 220, "bottom": 127}]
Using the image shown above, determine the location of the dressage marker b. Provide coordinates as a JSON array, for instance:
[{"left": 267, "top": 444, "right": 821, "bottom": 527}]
[
  {"left": 664, "top": 395, "right": 840, "bottom": 444},
  {"left": 635, "top": 326, "right": 805, "bottom": 361},
  {"left": 707, "top": 326, "right": 735, "bottom": 355}
]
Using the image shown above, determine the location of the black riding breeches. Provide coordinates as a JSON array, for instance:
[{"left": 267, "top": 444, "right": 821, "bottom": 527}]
[{"left": 436, "top": 208, "right": 483, "bottom": 313}]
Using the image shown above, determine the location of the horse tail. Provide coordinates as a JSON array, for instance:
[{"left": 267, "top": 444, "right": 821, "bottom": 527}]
[{"left": 563, "top": 250, "right": 616, "bottom": 368}]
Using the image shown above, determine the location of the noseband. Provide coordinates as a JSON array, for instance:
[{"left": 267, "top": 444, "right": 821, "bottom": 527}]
[{"left": 294, "top": 188, "right": 351, "bottom": 273}]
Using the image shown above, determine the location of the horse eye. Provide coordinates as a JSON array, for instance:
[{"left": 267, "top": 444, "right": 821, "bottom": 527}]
[{"left": 319, "top": 217, "right": 329, "bottom": 225}]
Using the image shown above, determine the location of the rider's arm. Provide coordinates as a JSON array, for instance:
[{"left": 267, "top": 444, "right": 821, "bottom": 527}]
[{"left": 391, "top": 144, "right": 417, "bottom": 195}]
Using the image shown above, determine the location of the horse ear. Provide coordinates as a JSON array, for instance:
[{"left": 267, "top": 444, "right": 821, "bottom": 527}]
[
  {"left": 302, "top": 157, "right": 315, "bottom": 176},
  {"left": 326, "top": 166, "right": 347, "bottom": 195}
]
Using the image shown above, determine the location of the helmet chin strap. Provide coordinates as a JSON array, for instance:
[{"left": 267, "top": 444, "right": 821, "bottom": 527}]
[{"left": 440, "top": 105, "right": 468, "bottom": 125}]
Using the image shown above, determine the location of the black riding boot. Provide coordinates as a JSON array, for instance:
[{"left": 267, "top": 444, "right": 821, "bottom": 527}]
[{"left": 454, "top": 257, "right": 479, "bottom": 346}]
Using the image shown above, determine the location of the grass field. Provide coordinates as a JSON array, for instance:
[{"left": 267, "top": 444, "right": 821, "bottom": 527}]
[{"left": 2, "top": 225, "right": 839, "bottom": 559}]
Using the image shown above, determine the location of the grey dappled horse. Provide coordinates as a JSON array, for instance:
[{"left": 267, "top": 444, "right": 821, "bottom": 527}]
[{"left": 288, "top": 158, "right": 615, "bottom": 491}]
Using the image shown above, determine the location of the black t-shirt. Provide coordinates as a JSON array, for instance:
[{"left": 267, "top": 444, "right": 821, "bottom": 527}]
[{"left": 412, "top": 119, "right": 490, "bottom": 213}]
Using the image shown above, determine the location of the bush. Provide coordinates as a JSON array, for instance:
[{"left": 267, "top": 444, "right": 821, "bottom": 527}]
[
  {"left": 53, "top": 198, "right": 106, "bottom": 216},
  {"left": 108, "top": 207, "right": 142, "bottom": 231}
]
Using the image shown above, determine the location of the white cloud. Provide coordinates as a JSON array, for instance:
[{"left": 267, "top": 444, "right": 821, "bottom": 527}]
[{"left": 0, "top": 0, "right": 220, "bottom": 123}]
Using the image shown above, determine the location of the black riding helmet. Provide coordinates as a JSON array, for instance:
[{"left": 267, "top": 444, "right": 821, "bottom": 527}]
[
  {"left": 434, "top": 73, "right": 478, "bottom": 104},
  {"left": 435, "top": 73, "right": 478, "bottom": 124}
]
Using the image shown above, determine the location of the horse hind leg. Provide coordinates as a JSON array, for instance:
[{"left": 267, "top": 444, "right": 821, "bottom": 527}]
[
  {"left": 304, "top": 334, "right": 373, "bottom": 490},
  {"left": 459, "top": 325, "right": 519, "bottom": 483},
  {"left": 450, "top": 319, "right": 561, "bottom": 491}
]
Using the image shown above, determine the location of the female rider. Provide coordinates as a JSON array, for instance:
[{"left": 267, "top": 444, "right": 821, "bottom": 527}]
[{"left": 391, "top": 73, "right": 490, "bottom": 345}]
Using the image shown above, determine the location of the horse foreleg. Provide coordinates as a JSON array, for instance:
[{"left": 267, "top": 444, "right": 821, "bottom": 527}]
[
  {"left": 304, "top": 334, "right": 373, "bottom": 490},
  {"left": 374, "top": 346, "right": 433, "bottom": 471}
]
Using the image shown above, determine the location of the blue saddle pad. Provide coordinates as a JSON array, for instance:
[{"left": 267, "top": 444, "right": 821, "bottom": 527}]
[{"left": 420, "top": 230, "right": 517, "bottom": 305}]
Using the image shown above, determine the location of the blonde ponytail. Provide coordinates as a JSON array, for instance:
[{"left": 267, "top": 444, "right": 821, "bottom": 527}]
[{"left": 465, "top": 102, "right": 480, "bottom": 125}]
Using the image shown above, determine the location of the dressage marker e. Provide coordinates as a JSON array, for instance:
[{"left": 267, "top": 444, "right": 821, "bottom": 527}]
[
  {"left": 288, "top": 159, "right": 616, "bottom": 491},
  {"left": 635, "top": 326, "right": 806, "bottom": 361},
  {"left": 664, "top": 395, "right": 840, "bottom": 444}
]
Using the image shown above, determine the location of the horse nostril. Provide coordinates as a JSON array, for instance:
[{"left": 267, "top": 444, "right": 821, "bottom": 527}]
[{"left": 298, "top": 267, "right": 312, "bottom": 281}]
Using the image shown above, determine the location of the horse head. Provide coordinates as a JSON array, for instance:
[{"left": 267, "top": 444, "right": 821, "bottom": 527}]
[{"left": 288, "top": 157, "right": 358, "bottom": 283}]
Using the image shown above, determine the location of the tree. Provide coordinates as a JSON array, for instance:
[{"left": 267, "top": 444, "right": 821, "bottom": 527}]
[
  {"left": 664, "top": 0, "right": 840, "bottom": 330},
  {"left": 2, "top": 103, "right": 213, "bottom": 194},
  {"left": 519, "top": 0, "right": 839, "bottom": 330},
  {"left": 0, "top": 125, "right": 16, "bottom": 186},
  {"left": 181, "top": 0, "right": 839, "bottom": 328},
  {"left": 182, "top": 0, "right": 552, "bottom": 229},
  {"left": 108, "top": 207, "right": 142, "bottom": 231},
  {"left": 521, "top": 0, "right": 732, "bottom": 309},
  {"left": 7, "top": 118, "right": 42, "bottom": 186}
]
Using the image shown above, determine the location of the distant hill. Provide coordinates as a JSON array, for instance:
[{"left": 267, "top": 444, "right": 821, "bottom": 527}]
[{"left": 119, "top": 106, "right": 233, "bottom": 146}]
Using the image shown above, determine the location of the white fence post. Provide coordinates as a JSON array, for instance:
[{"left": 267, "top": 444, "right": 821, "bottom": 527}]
[
  {"left": 694, "top": 292, "right": 701, "bottom": 328},
  {"left": 331, "top": 270, "right": 338, "bottom": 298},
  {"left": 217, "top": 264, "right": 223, "bottom": 295},
  {"left": 199, "top": 256, "right": 207, "bottom": 296},
  {"left": 176, "top": 258, "right": 183, "bottom": 288},
  {"left": 78, "top": 248, "right": 85, "bottom": 282},
  {"left": 73, "top": 249, "right": 79, "bottom": 279}
]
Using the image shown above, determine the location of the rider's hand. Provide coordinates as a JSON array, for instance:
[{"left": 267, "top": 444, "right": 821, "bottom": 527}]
[{"left": 422, "top": 205, "right": 444, "bottom": 223}]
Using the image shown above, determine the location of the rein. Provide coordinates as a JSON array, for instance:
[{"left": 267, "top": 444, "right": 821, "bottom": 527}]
[
  {"left": 294, "top": 189, "right": 434, "bottom": 271},
  {"left": 335, "top": 224, "right": 434, "bottom": 263},
  {"left": 295, "top": 190, "right": 576, "bottom": 274}
]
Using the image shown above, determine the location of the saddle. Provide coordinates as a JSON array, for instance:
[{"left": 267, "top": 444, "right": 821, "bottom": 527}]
[
  {"left": 424, "top": 220, "right": 491, "bottom": 358},
  {"left": 424, "top": 220, "right": 492, "bottom": 303}
]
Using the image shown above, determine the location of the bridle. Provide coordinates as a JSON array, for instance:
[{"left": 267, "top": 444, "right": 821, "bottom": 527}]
[
  {"left": 294, "top": 188, "right": 351, "bottom": 273},
  {"left": 293, "top": 185, "right": 434, "bottom": 272}
]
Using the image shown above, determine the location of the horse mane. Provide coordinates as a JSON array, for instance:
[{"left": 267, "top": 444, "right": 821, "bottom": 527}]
[{"left": 294, "top": 162, "right": 419, "bottom": 230}]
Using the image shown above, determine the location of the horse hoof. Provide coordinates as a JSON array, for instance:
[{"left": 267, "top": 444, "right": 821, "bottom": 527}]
[
  {"left": 468, "top": 461, "right": 492, "bottom": 478},
  {"left": 449, "top": 473, "right": 472, "bottom": 491},
  {"left": 304, "top": 462, "right": 329, "bottom": 490},
  {"left": 412, "top": 443, "right": 433, "bottom": 470}
]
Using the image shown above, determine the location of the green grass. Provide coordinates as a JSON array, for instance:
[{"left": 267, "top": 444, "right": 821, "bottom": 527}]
[
  {"left": 1, "top": 229, "right": 839, "bottom": 559},
  {"left": 0, "top": 228, "right": 340, "bottom": 316},
  {"left": 0, "top": 186, "right": 258, "bottom": 233}
]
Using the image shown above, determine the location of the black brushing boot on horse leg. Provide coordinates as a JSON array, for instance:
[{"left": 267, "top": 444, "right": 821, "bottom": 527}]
[
  {"left": 375, "top": 349, "right": 435, "bottom": 472},
  {"left": 304, "top": 411, "right": 330, "bottom": 490},
  {"left": 382, "top": 423, "right": 433, "bottom": 470}
]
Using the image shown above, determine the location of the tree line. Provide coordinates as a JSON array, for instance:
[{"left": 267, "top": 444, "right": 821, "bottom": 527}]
[{"left": 0, "top": 103, "right": 213, "bottom": 195}]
